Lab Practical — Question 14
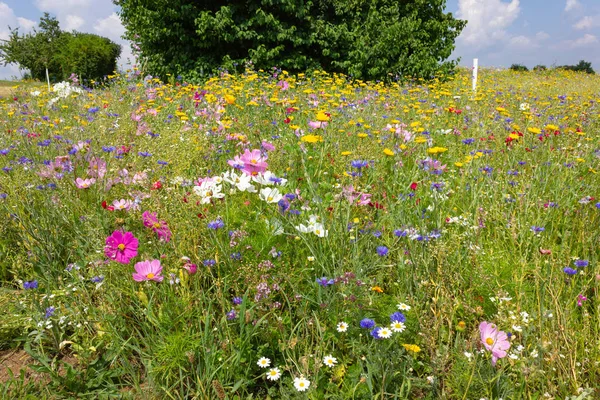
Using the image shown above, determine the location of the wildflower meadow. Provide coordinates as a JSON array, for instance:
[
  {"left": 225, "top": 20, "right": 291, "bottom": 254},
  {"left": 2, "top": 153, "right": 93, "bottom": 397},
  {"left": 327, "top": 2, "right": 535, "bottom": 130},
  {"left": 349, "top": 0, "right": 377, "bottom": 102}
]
[{"left": 0, "top": 67, "right": 599, "bottom": 399}]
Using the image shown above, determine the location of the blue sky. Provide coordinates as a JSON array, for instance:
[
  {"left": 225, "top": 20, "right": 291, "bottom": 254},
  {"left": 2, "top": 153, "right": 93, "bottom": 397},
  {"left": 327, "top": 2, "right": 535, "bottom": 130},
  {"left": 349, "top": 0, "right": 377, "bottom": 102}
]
[{"left": 1, "top": 0, "right": 600, "bottom": 79}]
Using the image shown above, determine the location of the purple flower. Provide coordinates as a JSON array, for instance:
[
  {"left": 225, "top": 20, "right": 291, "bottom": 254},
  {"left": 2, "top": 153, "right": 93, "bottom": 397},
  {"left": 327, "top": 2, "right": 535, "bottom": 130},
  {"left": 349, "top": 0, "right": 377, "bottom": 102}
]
[
  {"left": 233, "top": 297, "right": 243, "bottom": 305},
  {"left": 207, "top": 219, "right": 224, "bottom": 230},
  {"left": 45, "top": 306, "right": 55, "bottom": 319},
  {"left": 360, "top": 318, "right": 375, "bottom": 329},
  {"left": 563, "top": 267, "right": 577, "bottom": 275},
  {"left": 316, "top": 277, "right": 335, "bottom": 287},
  {"left": 530, "top": 226, "right": 545, "bottom": 233},
  {"left": 23, "top": 280, "right": 38, "bottom": 290},
  {"left": 226, "top": 309, "right": 237, "bottom": 320},
  {"left": 574, "top": 260, "right": 589, "bottom": 268}
]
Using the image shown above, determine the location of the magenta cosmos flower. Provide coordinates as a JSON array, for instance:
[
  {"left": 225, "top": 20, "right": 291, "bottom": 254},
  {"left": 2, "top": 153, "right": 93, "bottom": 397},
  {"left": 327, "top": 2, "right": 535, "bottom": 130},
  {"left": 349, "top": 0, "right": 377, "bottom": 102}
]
[
  {"left": 132, "top": 259, "right": 164, "bottom": 282},
  {"left": 142, "top": 211, "right": 172, "bottom": 242},
  {"left": 479, "top": 321, "right": 511, "bottom": 366},
  {"left": 104, "top": 230, "right": 138, "bottom": 264}
]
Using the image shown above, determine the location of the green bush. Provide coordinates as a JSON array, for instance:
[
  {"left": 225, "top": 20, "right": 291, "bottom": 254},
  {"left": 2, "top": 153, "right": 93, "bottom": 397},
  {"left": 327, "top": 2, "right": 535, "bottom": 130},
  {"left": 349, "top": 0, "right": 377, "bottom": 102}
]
[
  {"left": 560, "top": 60, "right": 595, "bottom": 74},
  {"left": 115, "top": 0, "right": 466, "bottom": 81}
]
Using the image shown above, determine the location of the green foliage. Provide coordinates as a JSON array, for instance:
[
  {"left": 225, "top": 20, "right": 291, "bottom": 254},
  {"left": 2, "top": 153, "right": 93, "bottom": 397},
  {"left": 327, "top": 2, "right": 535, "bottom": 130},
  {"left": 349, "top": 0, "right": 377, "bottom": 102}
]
[
  {"left": 114, "top": 0, "right": 466, "bottom": 81},
  {"left": 509, "top": 64, "right": 529, "bottom": 72},
  {"left": 560, "top": 60, "right": 595, "bottom": 74},
  {"left": 0, "top": 13, "right": 121, "bottom": 83},
  {"left": 533, "top": 65, "right": 547, "bottom": 71}
]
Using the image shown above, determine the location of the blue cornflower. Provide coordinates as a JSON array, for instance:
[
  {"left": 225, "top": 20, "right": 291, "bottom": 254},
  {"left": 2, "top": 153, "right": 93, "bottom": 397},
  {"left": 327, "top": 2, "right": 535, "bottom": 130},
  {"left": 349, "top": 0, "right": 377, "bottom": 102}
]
[
  {"left": 563, "top": 267, "right": 577, "bottom": 275},
  {"left": 157, "top": 160, "right": 168, "bottom": 165},
  {"left": 207, "top": 219, "right": 224, "bottom": 230},
  {"left": 462, "top": 138, "right": 475, "bottom": 144},
  {"left": 23, "top": 280, "right": 38, "bottom": 290},
  {"left": 38, "top": 139, "right": 51, "bottom": 147},
  {"left": 530, "top": 226, "right": 545, "bottom": 233},
  {"left": 360, "top": 318, "right": 375, "bottom": 329},
  {"left": 91, "top": 276, "right": 104, "bottom": 283},
  {"left": 390, "top": 312, "right": 406, "bottom": 323},
  {"left": 0, "top": 149, "right": 9, "bottom": 155},
  {"left": 233, "top": 297, "right": 243, "bottom": 305},
  {"left": 102, "top": 146, "right": 115, "bottom": 152},
  {"left": 138, "top": 151, "right": 152, "bottom": 157},
  {"left": 372, "top": 230, "right": 382, "bottom": 238},
  {"left": 351, "top": 160, "right": 369, "bottom": 169},
  {"left": 394, "top": 229, "right": 407, "bottom": 237},
  {"left": 316, "top": 277, "right": 335, "bottom": 287},
  {"left": 574, "top": 260, "right": 589, "bottom": 268},
  {"left": 376, "top": 246, "right": 388, "bottom": 256},
  {"left": 370, "top": 327, "right": 382, "bottom": 339},
  {"left": 230, "top": 252, "right": 242, "bottom": 261},
  {"left": 278, "top": 198, "right": 290, "bottom": 213},
  {"left": 203, "top": 259, "right": 216, "bottom": 267}
]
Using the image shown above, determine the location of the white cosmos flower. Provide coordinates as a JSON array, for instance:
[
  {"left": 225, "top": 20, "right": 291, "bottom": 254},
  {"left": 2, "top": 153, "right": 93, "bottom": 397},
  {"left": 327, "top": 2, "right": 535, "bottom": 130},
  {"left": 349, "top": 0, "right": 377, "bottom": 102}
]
[
  {"left": 259, "top": 187, "right": 283, "bottom": 203},
  {"left": 194, "top": 181, "right": 225, "bottom": 204},
  {"left": 312, "top": 223, "right": 328, "bottom": 237},
  {"left": 293, "top": 377, "right": 310, "bottom": 392},
  {"left": 257, "top": 357, "right": 271, "bottom": 368},
  {"left": 253, "top": 171, "right": 288, "bottom": 186},
  {"left": 266, "top": 367, "right": 281, "bottom": 381},
  {"left": 323, "top": 355, "right": 337, "bottom": 367}
]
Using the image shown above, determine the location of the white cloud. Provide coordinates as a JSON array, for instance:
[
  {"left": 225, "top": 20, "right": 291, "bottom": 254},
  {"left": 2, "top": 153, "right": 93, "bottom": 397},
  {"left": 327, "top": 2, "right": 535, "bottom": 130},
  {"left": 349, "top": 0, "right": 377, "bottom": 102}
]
[
  {"left": 535, "top": 31, "right": 550, "bottom": 41},
  {"left": 35, "top": 0, "right": 91, "bottom": 13},
  {"left": 555, "top": 34, "right": 599, "bottom": 49},
  {"left": 456, "top": 0, "right": 521, "bottom": 50},
  {"left": 93, "top": 13, "right": 125, "bottom": 42},
  {"left": 64, "top": 15, "right": 85, "bottom": 31},
  {"left": 507, "top": 31, "right": 549, "bottom": 50},
  {"left": 574, "top": 16, "right": 599, "bottom": 30},
  {"left": 17, "top": 17, "right": 37, "bottom": 31},
  {"left": 565, "top": 0, "right": 580, "bottom": 12}
]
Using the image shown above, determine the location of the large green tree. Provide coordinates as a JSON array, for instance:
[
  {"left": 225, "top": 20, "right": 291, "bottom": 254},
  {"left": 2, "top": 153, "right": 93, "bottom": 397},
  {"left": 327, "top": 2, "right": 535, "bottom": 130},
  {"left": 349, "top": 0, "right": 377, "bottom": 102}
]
[
  {"left": 0, "top": 13, "right": 121, "bottom": 83},
  {"left": 115, "top": 0, "right": 466, "bottom": 81}
]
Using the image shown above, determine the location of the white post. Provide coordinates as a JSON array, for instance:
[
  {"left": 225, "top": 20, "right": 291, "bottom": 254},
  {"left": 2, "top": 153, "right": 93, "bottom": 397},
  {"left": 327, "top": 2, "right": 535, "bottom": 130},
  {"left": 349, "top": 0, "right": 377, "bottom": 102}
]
[
  {"left": 46, "top": 68, "right": 51, "bottom": 92},
  {"left": 472, "top": 58, "right": 479, "bottom": 93}
]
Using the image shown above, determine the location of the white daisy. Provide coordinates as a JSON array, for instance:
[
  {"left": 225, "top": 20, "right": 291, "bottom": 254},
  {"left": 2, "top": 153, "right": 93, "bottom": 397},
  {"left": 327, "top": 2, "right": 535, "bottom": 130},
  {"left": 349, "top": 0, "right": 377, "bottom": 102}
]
[
  {"left": 397, "top": 303, "right": 411, "bottom": 311},
  {"left": 257, "top": 357, "right": 271, "bottom": 368},
  {"left": 336, "top": 322, "right": 349, "bottom": 332},
  {"left": 293, "top": 376, "right": 310, "bottom": 392},
  {"left": 390, "top": 321, "right": 406, "bottom": 333},
  {"left": 266, "top": 367, "right": 281, "bottom": 381},
  {"left": 323, "top": 355, "right": 337, "bottom": 367},
  {"left": 378, "top": 327, "right": 393, "bottom": 338}
]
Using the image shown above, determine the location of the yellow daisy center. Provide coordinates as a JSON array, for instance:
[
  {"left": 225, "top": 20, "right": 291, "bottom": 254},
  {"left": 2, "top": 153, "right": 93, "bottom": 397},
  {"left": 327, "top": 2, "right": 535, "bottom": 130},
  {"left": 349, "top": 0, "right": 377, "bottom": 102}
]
[
  {"left": 117, "top": 244, "right": 125, "bottom": 250},
  {"left": 486, "top": 337, "right": 494, "bottom": 346},
  {"left": 146, "top": 273, "right": 155, "bottom": 279}
]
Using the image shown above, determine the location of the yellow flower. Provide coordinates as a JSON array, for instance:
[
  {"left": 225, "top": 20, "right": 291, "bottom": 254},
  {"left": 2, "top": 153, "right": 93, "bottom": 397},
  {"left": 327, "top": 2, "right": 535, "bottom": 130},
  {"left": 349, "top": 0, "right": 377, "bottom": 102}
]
[
  {"left": 414, "top": 137, "right": 427, "bottom": 144},
  {"left": 300, "top": 135, "right": 323, "bottom": 143},
  {"left": 402, "top": 344, "right": 421, "bottom": 353},
  {"left": 383, "top": 148, "right": 395, "bottom": 156},
  {"left": 454, "top": 162, "right": 463, "bottom": 167},
  {"left": 399, "top": 144, "right": 408, "bottom": 150},
  {"left": 357, "top": 133, "right": 368, "bottom": 138},
  {"left": 527, "top": 127, "right": 541, "bottom": 134},
  {"left": 341, "top": 151, "right": 352, "bottom": 156},
  {"left": 427, "top": 147, "right": 448, "bottom": 154},
  {"left": 371, "top": 286, "right": 384, "bottom": 293},
  {"left": 545, "top": 124, "right": 559, "bottom": 131},
  {"left": 316, "top": 111, "right": 330, "bottom": 122}
]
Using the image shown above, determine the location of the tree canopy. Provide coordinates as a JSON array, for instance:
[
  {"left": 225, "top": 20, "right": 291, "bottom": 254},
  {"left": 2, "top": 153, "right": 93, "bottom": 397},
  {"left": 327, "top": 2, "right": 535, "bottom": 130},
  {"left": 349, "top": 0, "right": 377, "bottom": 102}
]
[
  {"left": 0, "top": 13, "right": 122, "bottom": 83},
  {"left": 115, "top": 0, "right": 466, "bottom": 81}
]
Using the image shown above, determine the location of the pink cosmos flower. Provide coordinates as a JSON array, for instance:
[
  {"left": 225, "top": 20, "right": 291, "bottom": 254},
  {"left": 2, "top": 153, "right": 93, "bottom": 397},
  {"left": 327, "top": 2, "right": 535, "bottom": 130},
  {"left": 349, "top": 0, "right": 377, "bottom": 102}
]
[
  {"left": 308, "top": 120, "right": 327, "bottom": 130},
  {"left": 479, "top": 321, "right": 511, "bottom": 366},
  {"left": 105, "top": 231, "right": 138, "bottom": 264},
  {"left": 132, "top": 259, "right": 163, "bottom": 282},
  {"left": 74, "top": 177, "right": 96, "bottom": 189},
  {"left": 87, "top": 157, "right": 106, "bottom": 178},
  {"left": 228, "top": 149, "right": 269, "bottom": 176},
  {"left": 112, "top": 199, "right": 133, "bottom": 211},
  {"left": 142, "top": 211, "right": 172, "bottom": 242}
]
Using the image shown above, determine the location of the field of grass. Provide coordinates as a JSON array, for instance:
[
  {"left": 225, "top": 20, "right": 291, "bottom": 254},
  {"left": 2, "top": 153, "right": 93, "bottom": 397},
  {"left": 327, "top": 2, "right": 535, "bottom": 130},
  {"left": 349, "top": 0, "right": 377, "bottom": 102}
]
[{"left": 0, "top": 68, "right": 599, "bottom": 399}]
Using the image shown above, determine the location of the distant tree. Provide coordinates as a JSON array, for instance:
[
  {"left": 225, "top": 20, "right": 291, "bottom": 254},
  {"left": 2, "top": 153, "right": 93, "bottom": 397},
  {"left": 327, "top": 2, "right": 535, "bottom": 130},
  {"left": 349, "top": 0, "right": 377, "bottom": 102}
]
[
  {"left": 0, "top": 13, "right": 121, "bottom": 82},
  {"left": 114, "top": 0, "right": 467, "bottom": 81},
  {"left": 533, "top": 65, "right": 547, "bottom": 71},
  {"left": 560, "top": 60, "right": 595, "bottom": 74},
  {"left": 509, "top": 64, "right": 529, "bottom": 72}
]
